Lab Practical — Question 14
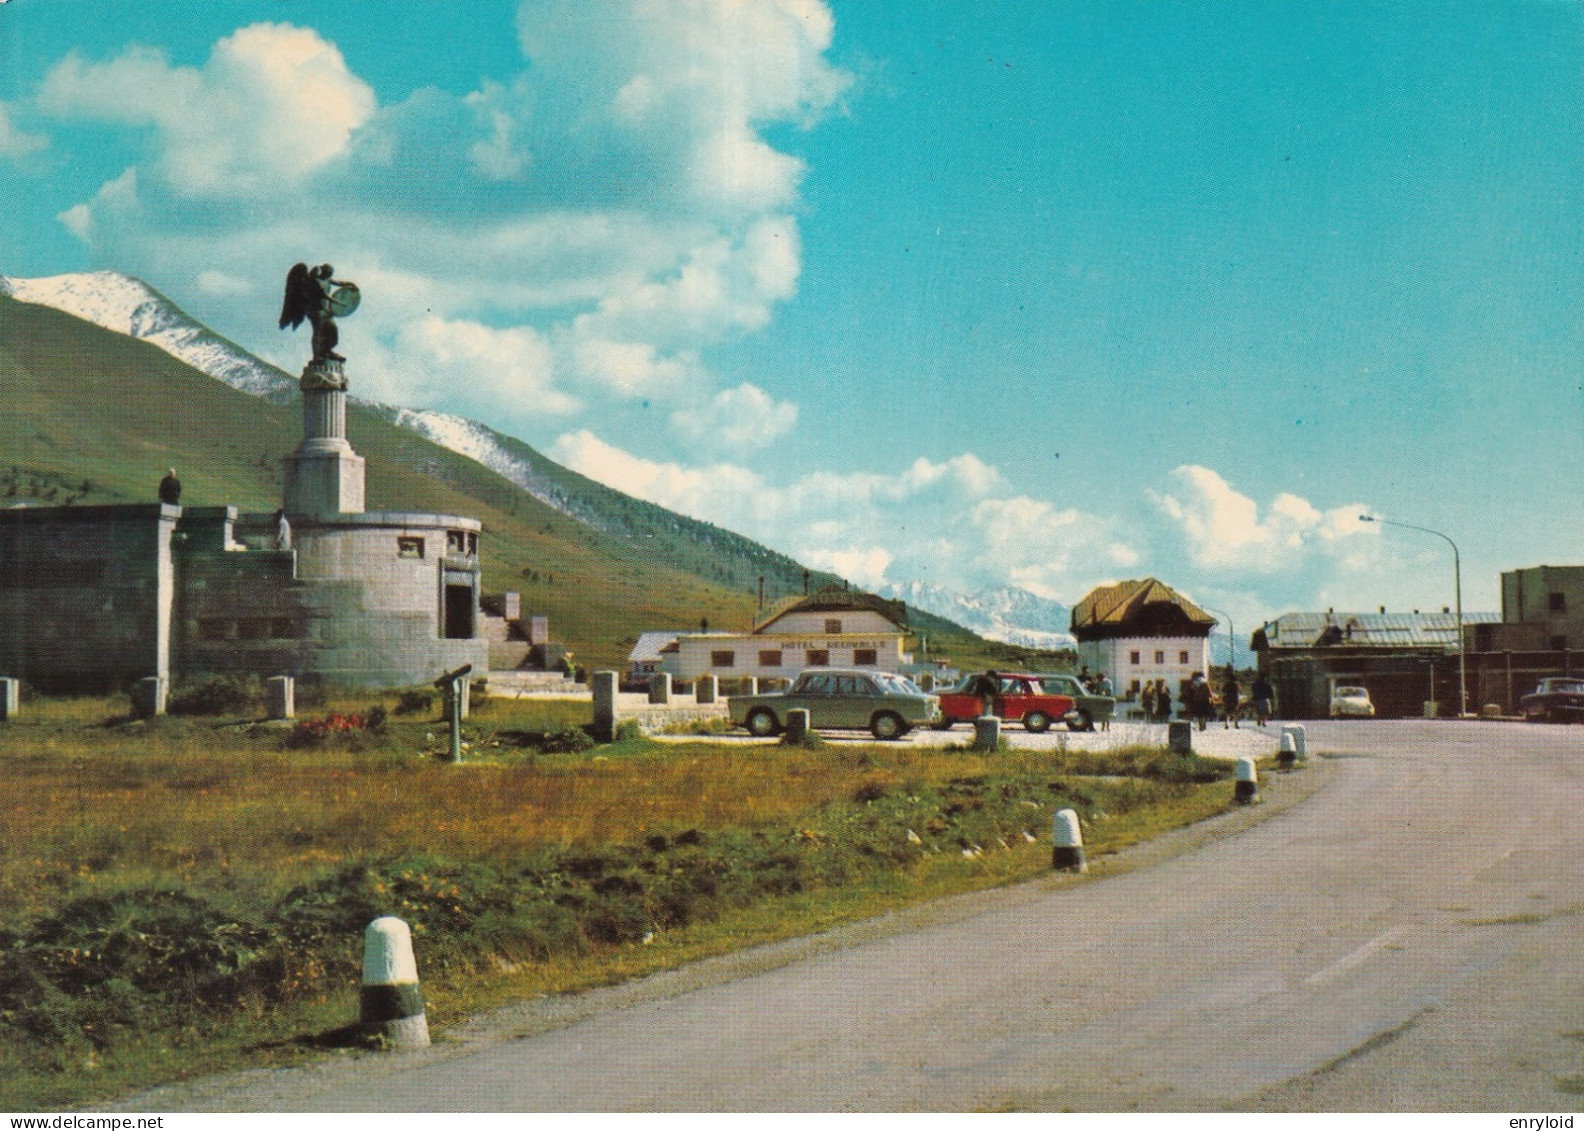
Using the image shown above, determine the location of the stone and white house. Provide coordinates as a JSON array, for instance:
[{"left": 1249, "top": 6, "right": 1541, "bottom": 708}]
[
  {"left": 657, "top": 586, "right": 913, "bottom": 682},
  {"left": 1069, "top": 578, "right": 1214, "bottom": 698}
]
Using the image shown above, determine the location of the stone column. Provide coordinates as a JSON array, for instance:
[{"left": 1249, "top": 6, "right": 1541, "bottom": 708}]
[
  {"left": 973, "top": 715, "right": 1001, "bottom": 751},
  {"left": 132, "top": 676, "right": 168, "bottom": 719},
  {"left": 591, "top": 671, "right": 617, "bottom": 743},
  {"left": 1168, "top": 720, "right": 1193, "bottom": 755},
  {"left": 266, "top": 676, "right": 295, "bottom": 720},
  {"left": 0, "top": 678, "right": 18, "bottom": 721},
  {"left": 648, "top": 672, "right": 672, "bottom": 705},
  {"left": 695, "top": 675, "right": 718, "bottom": 704}
]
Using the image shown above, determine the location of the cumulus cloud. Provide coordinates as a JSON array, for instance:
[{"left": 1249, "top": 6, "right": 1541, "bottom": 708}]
[
  {"left": 670, "top": 382, "right": 798, "bottom": 452},
  {"left": 40, "top": 25, "right": 374, "bottom": 199},
  {"left": 550, "top": 430, "right": 1126, "bottom": 598},
  {"left": 1150, "top": 465, "right": 1372, "bottom": 573},
  {"left": 32, "top": 4, "right": 844, "bottom": 429},
  {"left": 0, "top": 102, "right": 47, "bottom": 159}
]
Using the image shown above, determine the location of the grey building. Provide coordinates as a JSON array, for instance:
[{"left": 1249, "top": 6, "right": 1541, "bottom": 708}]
[{"left": 0, "top": 356, "right": 490, "bottom": 691}]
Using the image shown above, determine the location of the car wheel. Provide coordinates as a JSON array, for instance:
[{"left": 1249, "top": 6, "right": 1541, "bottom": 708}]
[
  {"left": 746, "top": 708, "right": 780, "bottom": 737},
  {"left": 1070, "top": 708, "right": 1094, "bottom": 732},
  {"left": 1024, "top": 710, "right": 1051, "bottom": 734},
  {"left": 871, "top": 711, "right": 906, "bottom": 741},
  {"left": 931, "top": 717, "right": 956, "bottom": 731}
]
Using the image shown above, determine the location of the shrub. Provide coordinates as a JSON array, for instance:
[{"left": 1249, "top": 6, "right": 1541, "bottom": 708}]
[
  {"left": 612, "top": 720, "right": 642, "bottom": 743},
  {"left": 538, "top": 726, "right": 595, "bottom": 754},
  {"left": 168, "top": 675, "right": 259, "bottom": 717},
  {"left": 284, "top": 712, "right": 374, "bottom": 749},
  {"left": 393, "top": 690, "right": 434, "bottom": 716}
]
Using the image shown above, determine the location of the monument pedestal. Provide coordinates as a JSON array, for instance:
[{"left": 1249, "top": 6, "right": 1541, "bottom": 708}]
[{"left": 283, "top": 361, "right": 365, "bottom": 517}]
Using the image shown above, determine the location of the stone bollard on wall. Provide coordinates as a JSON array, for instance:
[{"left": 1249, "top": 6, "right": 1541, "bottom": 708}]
[
  {"left": 1168, "top": 719, "right": 1193, "bottom": 755},
  {"left": 1279, "top": 724, "right": 1306, "bottom": 760},
  {"left": 132, "top": 676, "right": 168, "bottom": 719},
  {"left": 785, "top": 707, "right": 810, "bottom": 744},
  {"left": 1051, "top": 808, "right": 1087, "bottom": 872},
  {"left": 1234, "top": 756, "right": 1259, "bottom": 803},
  {"left": 0, "top": 678, "right": 18, "bottom": 722},
  {"left": 266, "top": 675, "right": 295, "bottom": 720},
  {"left": 1277, "top": 732, "right": 1298, "bottom": 768},
  {"left": 360, "top": 916, "right": 430, "bottom": 1050},
  {"left": 696, "top": 674, "right": 718, "bottom": 705},
  {"left": 591, "top": 671, "right": 617, "bottom": 743},
  {"left": 648, "top": 672, "right": 672, "bottom": 705},
  {"left": 973, "top": 715, "right": 1001, "bottom": 751}
]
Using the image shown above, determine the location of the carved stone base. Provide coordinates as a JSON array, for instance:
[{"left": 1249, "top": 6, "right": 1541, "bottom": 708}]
[{"left": 284, "top": 447, "right": 365, "bottom": 517}]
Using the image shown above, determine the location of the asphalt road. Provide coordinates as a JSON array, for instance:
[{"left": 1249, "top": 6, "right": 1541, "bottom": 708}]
[{"left": 144, "top": 719, "right": 1584, "bottom": 1112}]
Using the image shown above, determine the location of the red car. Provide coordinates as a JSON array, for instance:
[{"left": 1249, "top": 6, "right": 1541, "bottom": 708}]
[{"left": 933, "top": 673, "right": 1076, "bottom": 733}]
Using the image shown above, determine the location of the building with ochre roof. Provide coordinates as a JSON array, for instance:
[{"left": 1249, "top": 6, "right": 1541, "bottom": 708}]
[{"left": 1070, "top": 578, "right": 1214, "bottom": 698}]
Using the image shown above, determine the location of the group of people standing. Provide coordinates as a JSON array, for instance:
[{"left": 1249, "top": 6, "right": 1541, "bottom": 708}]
[{"left": 1139, "top": 672, "right": 1277, "bottom": 730}]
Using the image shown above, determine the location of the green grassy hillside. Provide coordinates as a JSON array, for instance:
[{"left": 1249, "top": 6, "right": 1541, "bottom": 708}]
[{"left": 2, "top": 293, "right": 1060, "bottom": 674}]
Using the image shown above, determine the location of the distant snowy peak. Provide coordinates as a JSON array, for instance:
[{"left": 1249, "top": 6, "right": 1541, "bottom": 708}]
[
  {"left": 883, "top": 581, "right": 1076, "bottom": 649},
  {"left": 0, "top": 271, "right": 295, "bottom": 401}
]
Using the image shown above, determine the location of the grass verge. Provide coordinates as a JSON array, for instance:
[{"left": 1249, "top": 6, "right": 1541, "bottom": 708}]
[{"left": 0, "top": 692, "right": 1236, "bottom": 1109}]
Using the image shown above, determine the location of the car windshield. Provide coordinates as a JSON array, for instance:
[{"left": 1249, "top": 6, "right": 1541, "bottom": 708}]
[
  {"left": 1545, "top": 679, "right": 1584, "bottom": 694},
  {"left": 1336, "top": 687, "right": 1368, "bottom": 698},
  {"left": 875, "top": 673, "right": 921, "bottom": 695}
]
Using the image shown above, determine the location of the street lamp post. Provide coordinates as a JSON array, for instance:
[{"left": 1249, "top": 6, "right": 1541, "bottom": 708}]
[{"left": 1359, "top": 515, "right": 1466, "bottom": 718}]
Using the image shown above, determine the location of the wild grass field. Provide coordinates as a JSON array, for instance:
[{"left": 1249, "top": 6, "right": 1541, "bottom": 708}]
[{"left": 0, "top": 687, "right": 1236, "bottom": 1108}]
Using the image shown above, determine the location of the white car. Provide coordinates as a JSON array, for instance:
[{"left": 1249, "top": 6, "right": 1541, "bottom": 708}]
[{"left": 1329, "top": 685, "right": 1375, "bottom": 718}]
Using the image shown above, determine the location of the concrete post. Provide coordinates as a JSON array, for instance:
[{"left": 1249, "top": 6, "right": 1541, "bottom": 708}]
[
  {"left": 648, "top": 672, "right": 672, "bottom": 705},
  {"left": 1234, "top": 756, "right": 1259, "bottom": 803},
  {"left": 1279, "top": 724, "right": 1306, "bottom": 760},
  {"left": 0, "top": 678, "right": 17, "bottom": 722},
  {"left": 786, "top": 708, "right": 810, "bottom": 743},
  {"left": 1277, "top": 733, "right": 1298, "bottom": 768},
  {"left": 447, "top": 678, "right": 463, "bottom": 763},
  {"left": 266, "top": 675, "right": 295, "bottom": 720},
  {"left": 445, "top": 678, "right": 470, "bottom": 721},
  {"left": 973, "top": 715, "right": 1001, "bottom": 751},
  {"left": 746, "top": 677, "right": 759, "bottom": 696},
  {"left": 696, "top": 674, "right": 718, "bottom": 705},
  {"left": 591, "top": 671, "right": 617, "bottom": 743},
  {"left": 1168, "top": 720, "right": 1192, "bottom": 755},
  {"left": 1052, "top": 808, "right": 1087, "bottom": 872},
  {"left": 360, "top": 916, "right": 430, "bottom": 1049},
  {"left": 132, "top": 676, "right": 167, "bottom": 719}
]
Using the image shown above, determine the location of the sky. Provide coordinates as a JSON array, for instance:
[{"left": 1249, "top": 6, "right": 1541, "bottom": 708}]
[{"left": 2, "top": 0, "right": 1581, "bottom": 634}]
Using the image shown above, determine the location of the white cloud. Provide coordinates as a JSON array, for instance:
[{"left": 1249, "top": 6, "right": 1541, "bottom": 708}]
[
  {"left": 0, "top": 102, "right": 46, "bottom": 158},
  {"left": 670, "top": 382, "right": 798, "bottom": 452},
  {"left": 379, "top": 316, "right": 579, "bottom": 419},
  {"left": 550, "top": 430, "right": 1127, "bottom": 601},
  {"left": 1150, "top": 465, "right": 1373, "bottom": 573},
  {"left": 41, "top": 25, "right": 375, "bottom": 200}
]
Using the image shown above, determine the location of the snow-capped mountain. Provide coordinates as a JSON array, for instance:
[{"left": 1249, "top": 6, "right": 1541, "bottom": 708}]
[
  {"left": 882, "top": 581, "right": 1076, "bottom": 650},
  {"left": 0, "top": 272, "right": 296, "bottom": 402}
]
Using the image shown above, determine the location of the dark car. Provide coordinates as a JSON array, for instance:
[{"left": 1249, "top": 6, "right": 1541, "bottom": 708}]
[
  {"left": 1520, "top": 677, "right": 1584, "bottom": 723},
  {"left": 934, "top": 672, "right": 1076, "bottom": 734},
  {"left": 1032, "top": 672, "right": 1116, "bottom": 732}
]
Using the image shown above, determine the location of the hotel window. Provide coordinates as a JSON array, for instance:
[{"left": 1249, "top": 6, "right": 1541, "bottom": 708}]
[
  {"left": 806, "top": 649, "right": 830, "bottom": 667},
  {"left": 1179, "top": 650, "right": 1190, "bottom": 664},
  {"left": 1130, "top": 651, "right": 1141, "bottom": 664},
  {"left": 1154, "top": 650, "right": 1165, "bottom": 664},
  {"left": 854, "top": 648, "right": 877, "bottom": 666},
  {"left": 710, "top": 650, "right": 735, "bottom": 668},
  {"left": 759, "top": 650, "right": 782, "bottom": 667},
  {"left": 825, "top": 618, "right": 842, "bottom": 634},
  {"left": 1550, "top": 592, "right": 1567, "bottom": 612},
  {"left": 397, "top": 536, "right": 425, "bottom": 558}
]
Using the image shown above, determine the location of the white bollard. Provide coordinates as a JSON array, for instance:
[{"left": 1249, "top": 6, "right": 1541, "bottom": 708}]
[
  {"left": 0, "top": 678, "right": 18, "bottom": 722},
  {"left": 1277, "top": 732, "right": 1298, "bottom": 768},
  {"left": 973, "top": 715, "right": 1001, "bottom": 751},
  {"left": 785, "top": 707, "right": 810, "bottom": 743},
  {"left": 266, "top": 675, "right": 295, "bottom": 720},
  {"left": 1051, "top": 808, "right": 1086, "bottom": 872},
  {"left": 1279, "top": 724, "right": 1306, "bottom": 760},
  {"left": 132, "top": 676, "right": 167, "bottom": 719},
  {"left": 1234, "top": 756, "right": 1259, "bottom": 803},
  {"left": 361, "top": 916, "right": 430, "bottom": 1049}
]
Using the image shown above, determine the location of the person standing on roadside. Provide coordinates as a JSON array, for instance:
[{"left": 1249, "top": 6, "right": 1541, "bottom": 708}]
[
  {"left": 1221, "top": 673, "right": 1241, "bottom": 729},
  {"left": 1141, "top": 680, "right": 1157, "bottom": 723},
  {"left": 1156, "top": 680, "right": 1172, "bottom": 724},
  {"left": 1252, "top": 674, "right": 1275, "bottom": 726}
]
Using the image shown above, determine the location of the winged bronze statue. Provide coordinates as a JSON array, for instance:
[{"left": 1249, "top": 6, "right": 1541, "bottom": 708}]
[{"left": 279, "top": 262, "right": 359, "bottom": 365}]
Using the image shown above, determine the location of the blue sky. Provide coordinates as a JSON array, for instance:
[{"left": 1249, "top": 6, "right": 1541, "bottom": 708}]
[{"left": 2, "top": 0, "right": 1581, "bottom": 631}]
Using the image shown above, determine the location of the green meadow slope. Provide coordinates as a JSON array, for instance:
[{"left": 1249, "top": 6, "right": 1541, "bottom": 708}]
[{"left": 1, "top": 293, "right": 1042, "bottom": 673}]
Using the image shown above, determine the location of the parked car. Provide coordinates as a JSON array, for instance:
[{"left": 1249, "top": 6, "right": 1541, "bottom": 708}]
[
  {"left": 730, "top": 668, "right": 940, "bottom": 740},
  {"left": 1520, "top": 677, "right": 1584, "bottom": 723},
  {"left": 1032, "top": 672, "right": 1116, "bottom": 731},
  {"left": 1329, "top": 685, "right": 1375, "bottom": 718},
  {"left": 933, "top": 672, "right": 1076, "bottom": 734}
]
